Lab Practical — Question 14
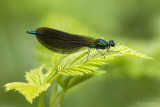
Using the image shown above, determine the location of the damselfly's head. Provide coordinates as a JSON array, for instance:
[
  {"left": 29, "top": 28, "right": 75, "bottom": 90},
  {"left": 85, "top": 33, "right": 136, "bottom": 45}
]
[{"left": 109, "top": 40, "right": 115, "bottom": 47}]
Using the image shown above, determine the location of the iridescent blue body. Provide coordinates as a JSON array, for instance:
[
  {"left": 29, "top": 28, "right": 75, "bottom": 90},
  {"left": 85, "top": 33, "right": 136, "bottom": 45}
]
[{"left": 26, "top": 27, "right": 117, "bottom": 62}]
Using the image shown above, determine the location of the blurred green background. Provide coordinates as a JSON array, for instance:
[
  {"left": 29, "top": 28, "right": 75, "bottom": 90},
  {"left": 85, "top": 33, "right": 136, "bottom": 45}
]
[{"left": 0, "top": 0, "right": 160, "bottom": 107}]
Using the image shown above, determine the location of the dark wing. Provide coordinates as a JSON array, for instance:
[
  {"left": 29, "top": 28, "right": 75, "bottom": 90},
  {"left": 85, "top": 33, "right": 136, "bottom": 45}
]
[{"left": 35, "top": 27, "right": 96, "bottom": 54}]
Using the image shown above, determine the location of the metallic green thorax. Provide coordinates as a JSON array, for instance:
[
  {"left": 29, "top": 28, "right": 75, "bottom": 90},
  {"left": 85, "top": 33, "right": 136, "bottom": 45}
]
[{"left": 90, "top": 39, "right": 115, "bottom": 50}]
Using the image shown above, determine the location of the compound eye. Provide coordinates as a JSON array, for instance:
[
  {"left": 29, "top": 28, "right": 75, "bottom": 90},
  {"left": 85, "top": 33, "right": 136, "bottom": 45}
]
[
  {"left": 111, "top": 43, "right": 115, "bottom": 47},
  {"left": 109, "top": 40, "right": 115, "bottom": 46}
]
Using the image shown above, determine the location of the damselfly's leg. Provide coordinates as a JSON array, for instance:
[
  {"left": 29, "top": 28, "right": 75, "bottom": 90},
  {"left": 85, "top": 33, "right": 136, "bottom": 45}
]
[
  {"left": 85, "top": 48, "right": 91, "bottom": 63},
  {"left": 96, "top": 48, "right": 105, "bottom": 58},
  {"left": 107, "top": 48, "right": 120, "bottom": 53}
]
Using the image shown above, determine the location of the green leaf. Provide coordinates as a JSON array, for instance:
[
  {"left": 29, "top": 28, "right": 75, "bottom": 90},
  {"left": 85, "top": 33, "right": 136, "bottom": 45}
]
[
  {"left": 57, "top": 45, "right": 152, "bottom": 76},
  {"left": 4, "top": 66, "right": 52, "bottom": 103},
  {"left": 25, "top": 65, "right": 54, "bottom": 84},
  {"left": 4, "top": 82, "right": 50, "bottom": 103},
  {"left": 64, "top": 71, "right": 105, "bottom": 89}
]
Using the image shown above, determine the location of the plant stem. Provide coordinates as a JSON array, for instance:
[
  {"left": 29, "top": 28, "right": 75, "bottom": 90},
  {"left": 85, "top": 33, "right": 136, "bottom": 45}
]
[
  {"left": 49, "top": 74, "right": 61, "bottom": 83},
  {"left": 49, "top": 84, "right": 58, "bottom": 107},
  {"left": 38, "top": 92, "right": 45, "bottom": 107},
  {"left": 59, "top": 90, "right": 66, "bottom": 106}
]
